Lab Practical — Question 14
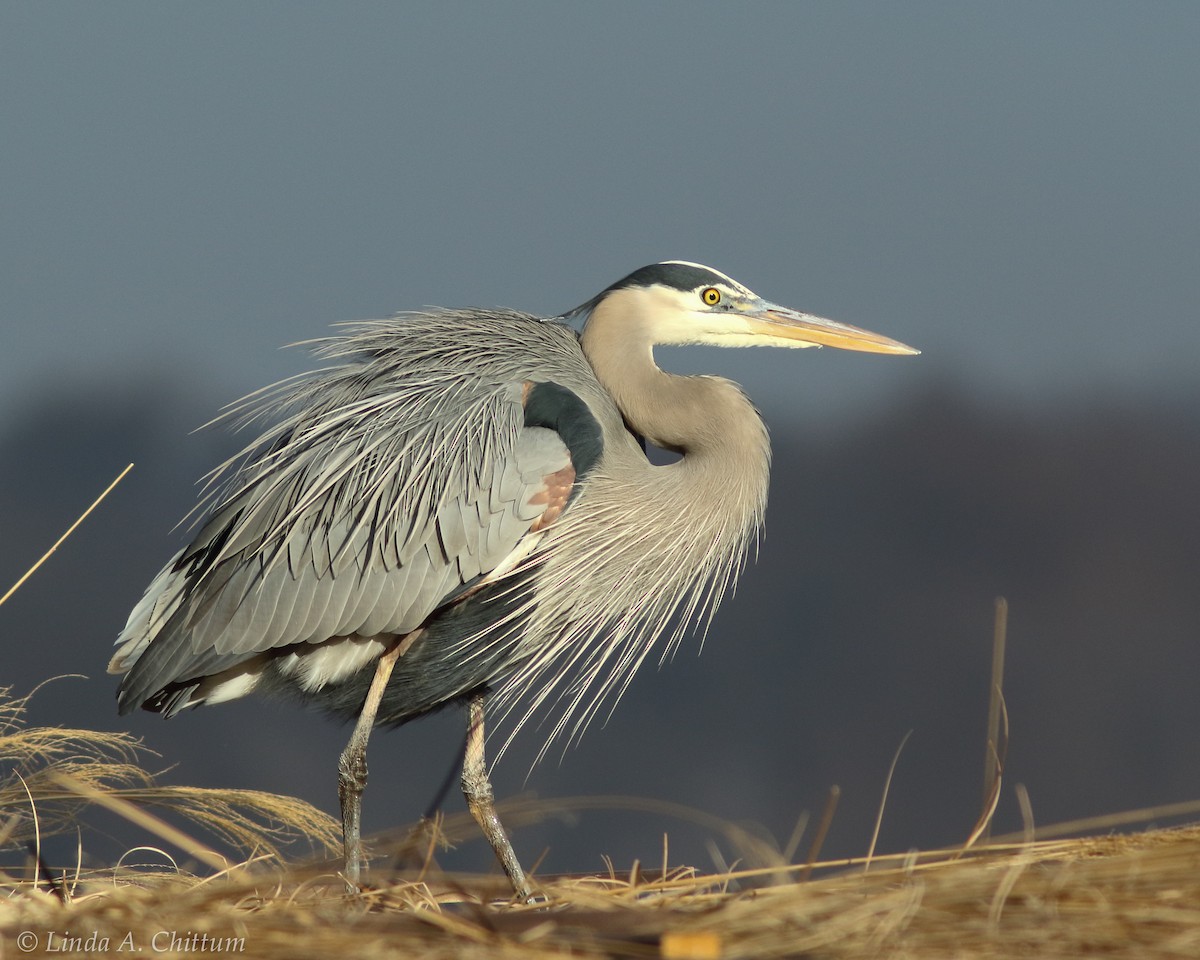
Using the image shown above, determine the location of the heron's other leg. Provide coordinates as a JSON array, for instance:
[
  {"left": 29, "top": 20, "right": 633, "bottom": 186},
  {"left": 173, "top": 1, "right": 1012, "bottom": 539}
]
[
  {"left": 462, "top": 692, "right": 533, "bottom": 901},
  {"left": 338, "top": 631, "right": 418, "bottom": 888}
]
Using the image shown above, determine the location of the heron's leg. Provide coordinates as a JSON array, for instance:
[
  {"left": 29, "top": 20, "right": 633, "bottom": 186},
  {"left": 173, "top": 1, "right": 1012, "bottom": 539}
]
[
  {"left": 338, "top": 631, "right": 419, "bottom": 888},
  {"left": 462, "top": 692, "right": 533, "bottom": 901}
]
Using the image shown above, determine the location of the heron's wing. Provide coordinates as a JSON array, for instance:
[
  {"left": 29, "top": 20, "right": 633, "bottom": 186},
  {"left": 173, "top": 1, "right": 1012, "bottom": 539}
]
[{"left": 111, "top": 353, "right": 594, "bottom": 714}]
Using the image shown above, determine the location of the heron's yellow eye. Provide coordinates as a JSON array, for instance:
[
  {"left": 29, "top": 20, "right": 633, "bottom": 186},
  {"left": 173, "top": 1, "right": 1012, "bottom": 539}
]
[{"left": 701, "top": 287, "right": 721, "bottom": 306}]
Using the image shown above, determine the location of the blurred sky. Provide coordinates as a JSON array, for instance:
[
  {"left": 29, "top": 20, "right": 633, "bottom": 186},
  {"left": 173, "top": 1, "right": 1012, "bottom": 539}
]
[{"left": 3, "top": 1, "right": 1198, "bottom": 438}]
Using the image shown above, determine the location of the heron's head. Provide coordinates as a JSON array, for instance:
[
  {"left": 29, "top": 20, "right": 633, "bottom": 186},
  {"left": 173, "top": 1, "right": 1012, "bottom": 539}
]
[{"left": 580, "top": 260, "right": 919, "bottom": 355}]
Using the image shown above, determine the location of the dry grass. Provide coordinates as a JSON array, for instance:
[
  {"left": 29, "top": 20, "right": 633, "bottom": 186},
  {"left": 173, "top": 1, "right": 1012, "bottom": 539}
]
[
  {"left": 0, "top": 683, "right": 341, "bottom": 869},
  {"left": 6, "top": 817, "right": 1200, "bottom": 959},
  {"left": 4, "top": 687, "right": 1200, "bottom": 959}
]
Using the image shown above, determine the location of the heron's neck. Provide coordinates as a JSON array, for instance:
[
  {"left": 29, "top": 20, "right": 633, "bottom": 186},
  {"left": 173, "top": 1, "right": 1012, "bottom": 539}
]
[{"left": 580, "top": 299, "right": 771, "bottom": 482}]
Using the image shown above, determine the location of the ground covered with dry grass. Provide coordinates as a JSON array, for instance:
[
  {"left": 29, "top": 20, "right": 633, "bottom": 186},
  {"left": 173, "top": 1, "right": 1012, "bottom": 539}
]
[{"left": 4, "top": 686, "right": 1200, "bottom": 959}]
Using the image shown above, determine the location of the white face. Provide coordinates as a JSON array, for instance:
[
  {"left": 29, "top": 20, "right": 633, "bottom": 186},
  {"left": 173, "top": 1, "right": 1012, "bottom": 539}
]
[
  {"left": 642, "top": 280, "right": 810, "bottom": 348},
  {"left": 589, "top": 261, "right": 919, "bottom": 356},
  {"left": 651, "top": 275, "right": 918, "bottom": 355}
]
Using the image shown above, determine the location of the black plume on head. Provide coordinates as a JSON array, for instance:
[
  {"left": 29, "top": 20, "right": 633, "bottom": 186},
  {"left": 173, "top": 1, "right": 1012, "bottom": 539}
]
[{"left": 605, "top": 262, "right": 731, "bottom": 295}]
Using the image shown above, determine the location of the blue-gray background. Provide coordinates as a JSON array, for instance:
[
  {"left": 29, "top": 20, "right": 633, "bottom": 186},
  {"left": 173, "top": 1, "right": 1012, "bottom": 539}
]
[{"left": 3, "top": 2, "right": 1198, "bottom": 876}]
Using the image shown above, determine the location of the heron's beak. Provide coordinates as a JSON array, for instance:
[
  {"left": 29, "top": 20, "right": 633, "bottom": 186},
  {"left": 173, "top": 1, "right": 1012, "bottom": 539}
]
[{"left": 747, "top": 301, "right": 920, "bottom": 355}]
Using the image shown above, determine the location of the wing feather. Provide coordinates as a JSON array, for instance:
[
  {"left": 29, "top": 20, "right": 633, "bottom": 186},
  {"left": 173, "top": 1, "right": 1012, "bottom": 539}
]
[
  {"left": 113, "top": 310, "right": 591, "bottom": 714},
  {"left": 338, "top": 564, "right": 391, "bottom": 632}
]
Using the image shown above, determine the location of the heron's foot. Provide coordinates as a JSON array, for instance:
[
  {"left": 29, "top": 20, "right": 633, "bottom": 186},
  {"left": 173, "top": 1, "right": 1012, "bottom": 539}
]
[
  {"left": 338, "top": 745, "right": 369, "bottom": 889},
  {"left": 462, "top": 693, "right": 534, "bottom": 902},
  {"left": 463, "top": 778, "right": 533, "bottom": 902},
  {"left": 336, "top": 639, "right": 408, "bottom": 893}
]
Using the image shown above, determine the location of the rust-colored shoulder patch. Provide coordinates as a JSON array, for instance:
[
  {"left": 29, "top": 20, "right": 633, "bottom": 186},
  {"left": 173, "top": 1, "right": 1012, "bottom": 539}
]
[{"left": 529, "top": 463, "right": 576, "bottom": 531}]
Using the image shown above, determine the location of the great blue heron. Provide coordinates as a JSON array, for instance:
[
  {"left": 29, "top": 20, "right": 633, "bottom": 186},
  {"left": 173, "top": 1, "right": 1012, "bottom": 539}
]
[{"left": 110, "top": 261, "right": 917, "bottom": 898}]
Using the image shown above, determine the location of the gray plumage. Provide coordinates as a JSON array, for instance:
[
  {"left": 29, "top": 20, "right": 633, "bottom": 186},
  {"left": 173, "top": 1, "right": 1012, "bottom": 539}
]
[{"left": 109, "top": 260, "right": 917, "bottom": 894}]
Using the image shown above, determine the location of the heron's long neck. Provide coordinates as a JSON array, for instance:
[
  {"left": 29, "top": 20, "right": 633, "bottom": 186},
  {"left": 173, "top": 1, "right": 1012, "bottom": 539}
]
[{"left": 580, "top": 301, "right": 771, "bottom": 512}]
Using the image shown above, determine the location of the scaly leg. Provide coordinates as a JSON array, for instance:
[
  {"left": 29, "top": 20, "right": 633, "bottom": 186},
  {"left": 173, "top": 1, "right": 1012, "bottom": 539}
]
[
  {"left": 461, "top": 692, "right": 533, "bottom": 900},
  {"left": 338, "top": 630, "right": 419, "bottom": 888}
]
